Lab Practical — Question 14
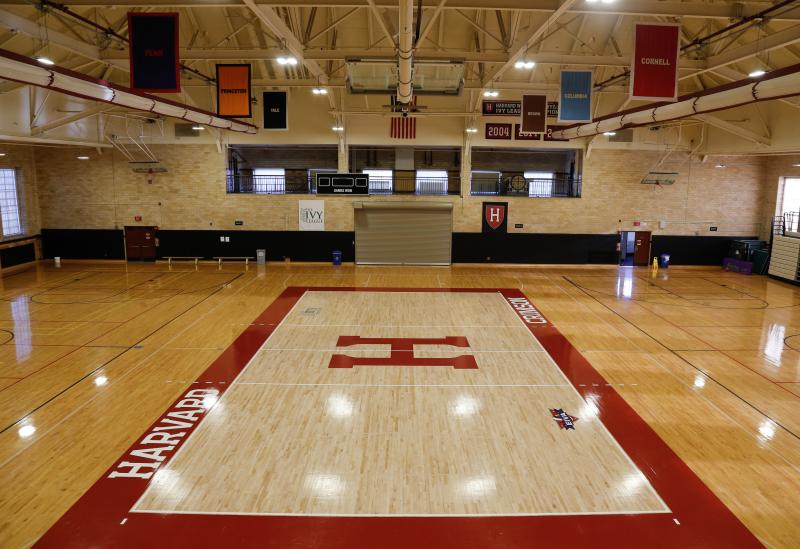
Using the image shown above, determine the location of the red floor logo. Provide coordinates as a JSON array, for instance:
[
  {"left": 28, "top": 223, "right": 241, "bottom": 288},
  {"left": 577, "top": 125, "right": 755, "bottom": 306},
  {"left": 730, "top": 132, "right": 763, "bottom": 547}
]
[{"left": 328, "top": 336, "right": 478, "bottom": 369}]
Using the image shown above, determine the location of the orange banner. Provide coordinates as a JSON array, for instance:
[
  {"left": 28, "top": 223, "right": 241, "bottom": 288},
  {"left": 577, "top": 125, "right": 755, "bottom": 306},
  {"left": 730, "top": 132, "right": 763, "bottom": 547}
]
[{"left": 216, "top": 64, "right": 251, "bottom": 117}]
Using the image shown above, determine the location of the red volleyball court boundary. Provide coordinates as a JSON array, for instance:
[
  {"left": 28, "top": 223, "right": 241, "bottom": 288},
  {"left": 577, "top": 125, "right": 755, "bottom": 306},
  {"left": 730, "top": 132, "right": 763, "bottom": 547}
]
[{"left": 35, "top": 287, "right": 761, "bottom": 548}]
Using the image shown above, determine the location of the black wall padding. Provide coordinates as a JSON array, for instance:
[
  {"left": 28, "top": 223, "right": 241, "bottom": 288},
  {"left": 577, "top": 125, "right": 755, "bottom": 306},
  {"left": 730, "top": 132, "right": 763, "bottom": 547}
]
[
  {"left": 651, "top": 235, "right": 759, "bottom": 266},
  {"left": 0, "top": 243, "right": 36, "bottom": 267},
  {"left": 41, "top": 229, "right": 125, "bottom": 259}
]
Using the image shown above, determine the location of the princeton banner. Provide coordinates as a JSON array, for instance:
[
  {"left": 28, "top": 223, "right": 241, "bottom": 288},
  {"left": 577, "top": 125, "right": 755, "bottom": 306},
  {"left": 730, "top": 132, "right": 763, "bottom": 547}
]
[
  {"left": 630, "top": 22, "right": 681, "bottom": 101},
  {"left": 520, "top": 95, "right": 547, "bottom": 134},
  {"left": 559, "top": 70, "right": 593, "bottom": 123},
  {"left": 128, "top": 13, "right": 180, "bottom": 92},
  {"left": 216, "top": 65, "right": 251, "bottom": 117}
]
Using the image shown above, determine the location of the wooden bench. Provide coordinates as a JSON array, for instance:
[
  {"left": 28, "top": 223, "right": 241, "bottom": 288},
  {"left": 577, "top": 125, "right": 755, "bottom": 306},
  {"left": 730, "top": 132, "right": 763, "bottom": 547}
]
[
  {"left": 213, "top": 256, "right": 255, "bottom": 266},
  {"left": 163, "top": 256, "right": 201, "bottom": 266}
]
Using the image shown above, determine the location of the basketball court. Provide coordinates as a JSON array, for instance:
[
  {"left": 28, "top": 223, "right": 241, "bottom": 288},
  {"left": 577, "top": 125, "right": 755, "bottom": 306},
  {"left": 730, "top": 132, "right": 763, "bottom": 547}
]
[{"left": 3, "top": 0, "right": 800, "bottom": 547}]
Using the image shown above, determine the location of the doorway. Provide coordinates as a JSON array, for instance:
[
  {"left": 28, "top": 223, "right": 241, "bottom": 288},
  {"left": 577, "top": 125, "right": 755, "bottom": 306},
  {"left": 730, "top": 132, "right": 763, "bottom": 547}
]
[
  {"left": 619, "top": 231, "right": 652, "bottom": 266},
  {"left": 124, "top": 226, "right": 158, "bottom": 261}
]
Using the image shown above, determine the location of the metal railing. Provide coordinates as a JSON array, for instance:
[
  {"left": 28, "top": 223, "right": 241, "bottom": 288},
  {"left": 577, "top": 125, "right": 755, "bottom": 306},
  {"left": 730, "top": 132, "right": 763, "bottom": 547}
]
[
  {"left": 470, "top": 175, "right": 581, "bottom": 198},
  {"left": 226, "top": 175, "right": 460, "bottom": 196}
]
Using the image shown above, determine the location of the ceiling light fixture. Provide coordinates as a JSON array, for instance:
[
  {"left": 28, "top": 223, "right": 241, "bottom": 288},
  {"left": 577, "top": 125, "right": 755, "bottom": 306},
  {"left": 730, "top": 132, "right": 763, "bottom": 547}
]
[
  {"left": 76, "top": 156, "right": 90, "bottom": 160},
  {"left": 192, "top": 125, "right": 205, "bottom": 130},
  {"left": 483, "top": 90, "right": 499, "bottom": 98},
  {"left": 715, "top": 163, "right": 726, "bottom": 168},
  {"left": 276, "top": 55, "right": 298, "bottom": 66},
  {"left": 466, "top": 127, "right": 478, "bottom": 133},
  {"left": 36, "top": 56, "right": 55, "bottom": 66},
  {"left": 748, "top": 69, "right": 766, "bottom": 78},
  {"left": 332, "top": 125, "right": 344, "bottom": 132},
  {"left": 603, "top": 131, "right": 616, "bottom": 136},
  {"left": 312, "top": 87, "right": 328, "bottom": 95},
  {"left": 514, "top": 60, "right": 535, "bottom": 70},
  {"left": 0, "top": 153, "right": 5, "bottom": 157}
]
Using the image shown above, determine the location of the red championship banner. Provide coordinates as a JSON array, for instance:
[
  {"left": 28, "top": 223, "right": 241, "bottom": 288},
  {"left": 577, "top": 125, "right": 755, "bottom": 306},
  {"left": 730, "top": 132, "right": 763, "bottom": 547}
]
[
  {"left": 216, "top": 64, "right": 252, "bottom": 117},
  {"left": 630, "top": 22, "right": 681, "bottom": 101}
]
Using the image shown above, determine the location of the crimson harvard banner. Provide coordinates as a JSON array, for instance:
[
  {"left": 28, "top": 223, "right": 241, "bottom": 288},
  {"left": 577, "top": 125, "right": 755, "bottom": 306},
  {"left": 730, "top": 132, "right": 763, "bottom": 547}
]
[
  {"left": 630, "top": 22, "right": 680, "bottom": 101},
  {"left": 128, "top": 13, "right": 180, "bottom": 92}
]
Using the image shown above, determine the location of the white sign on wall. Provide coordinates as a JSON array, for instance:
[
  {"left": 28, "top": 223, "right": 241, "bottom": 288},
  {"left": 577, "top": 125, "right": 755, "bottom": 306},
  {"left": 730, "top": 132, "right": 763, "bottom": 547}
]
[{"left": 299, "top": 200, "right": 325, "bottom": 231}]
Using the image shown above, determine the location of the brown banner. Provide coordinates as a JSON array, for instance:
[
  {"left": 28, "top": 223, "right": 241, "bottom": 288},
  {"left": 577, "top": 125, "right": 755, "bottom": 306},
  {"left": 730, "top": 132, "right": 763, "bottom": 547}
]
[
  {"left": 216, "top": 64, "right": 252, "bottom": 117},
  {"left": 520, "top": 95, "right": 547, "bottom": 134}
]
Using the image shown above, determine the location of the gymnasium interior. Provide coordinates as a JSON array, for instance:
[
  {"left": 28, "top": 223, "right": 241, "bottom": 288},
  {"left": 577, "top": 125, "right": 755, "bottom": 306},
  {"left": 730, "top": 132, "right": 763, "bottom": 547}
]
[{"left": 0, "top": 0, "right": 799, "bottom": 547}]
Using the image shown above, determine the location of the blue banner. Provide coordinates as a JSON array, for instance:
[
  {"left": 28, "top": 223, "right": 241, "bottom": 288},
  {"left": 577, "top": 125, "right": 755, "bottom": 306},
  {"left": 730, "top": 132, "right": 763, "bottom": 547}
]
[{"left": 559, "top": 70, "right": 592, "bottom": 123}]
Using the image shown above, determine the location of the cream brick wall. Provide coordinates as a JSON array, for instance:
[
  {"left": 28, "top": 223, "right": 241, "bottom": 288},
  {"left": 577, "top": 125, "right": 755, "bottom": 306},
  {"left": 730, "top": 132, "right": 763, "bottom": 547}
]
[
  {"left": 0, "top": 146, "right": 40, "bottom": 237},
  {"left": 33, "top": 144, "right": 769, "bottom": 237}
]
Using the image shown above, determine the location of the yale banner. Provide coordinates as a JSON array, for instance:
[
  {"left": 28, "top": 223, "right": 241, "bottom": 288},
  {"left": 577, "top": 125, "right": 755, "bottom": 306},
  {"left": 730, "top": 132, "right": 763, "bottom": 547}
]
[
  {"left": 128, "top": 13, "right": 180, "bottom": 92},
  {"left": 520, "top": 95, "right": 547, "bottom": 134},
  {"left": 559, "top": 70, "right": 593, "bottom": 123},
  {"left": 630, "top": 22, "right": 681, "bottom": 101},
  {"left": 216, "top": 65, "right": 251, "bottom": 117}
]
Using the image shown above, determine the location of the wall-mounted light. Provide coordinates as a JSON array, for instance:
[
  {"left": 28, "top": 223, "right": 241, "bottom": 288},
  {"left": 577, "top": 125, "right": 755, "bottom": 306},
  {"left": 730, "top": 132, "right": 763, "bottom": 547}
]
[
  {"left": 332, "top": 125, "right": 344, "bottom": 132},
  {"left": 77, "top": 156, "right": 90, "bottom": 160},
  {"left": 192, "top": 125, "right": 205, "bottom": 130},
  {"left": 586, "top": 0, "right": 616, "bottom": 3},
  {"left": 0, "top": 153, "right": 6, "bottom": 157},
  {"left": 466, "top": 127, "right": 478, "bottom": 133},
  {"left": 715, "top": 163, "right": 727, "bottom": 168}
]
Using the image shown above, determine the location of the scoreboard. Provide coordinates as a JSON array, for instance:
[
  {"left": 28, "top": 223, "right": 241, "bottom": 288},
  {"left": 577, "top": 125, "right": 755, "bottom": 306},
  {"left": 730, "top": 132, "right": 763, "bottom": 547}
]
[{"left": 316, "top": 173, "right": 369, "bottom": 195}]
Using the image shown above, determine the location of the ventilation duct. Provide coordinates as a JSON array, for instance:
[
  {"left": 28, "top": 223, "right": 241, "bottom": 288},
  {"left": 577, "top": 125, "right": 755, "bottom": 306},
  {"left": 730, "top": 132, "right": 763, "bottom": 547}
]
[
  {"left": 397, "top": 0, "right": 414, "bottom": 104},
  {"left": 0, "top": 48, "right": 257, "bottom": 134},
  {"left": 553, "top": 63, "right": 800, "bottom": 140}
]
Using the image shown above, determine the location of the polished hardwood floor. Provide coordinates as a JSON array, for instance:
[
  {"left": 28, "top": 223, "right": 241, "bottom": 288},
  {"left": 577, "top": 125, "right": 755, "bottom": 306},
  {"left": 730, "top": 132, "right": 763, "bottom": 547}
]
[{"left": 0, "top": 261, "right": 799, "bottom": 547}]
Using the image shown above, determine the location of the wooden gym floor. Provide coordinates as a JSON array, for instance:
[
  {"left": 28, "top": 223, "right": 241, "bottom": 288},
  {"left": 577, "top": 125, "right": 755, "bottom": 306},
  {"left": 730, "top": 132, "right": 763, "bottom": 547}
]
[{"left": 0, "top": 261, "right": 798, "bottom": 547}]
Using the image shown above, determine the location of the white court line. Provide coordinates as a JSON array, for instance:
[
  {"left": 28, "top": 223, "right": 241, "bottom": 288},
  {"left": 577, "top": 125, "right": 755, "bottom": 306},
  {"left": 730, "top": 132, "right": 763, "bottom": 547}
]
[
  {"left": 235, "top": 382, "right": 573, "bottom": 388},
  {"left": 255, "top": 348, "right": 549, "bottom": 353},
  {"left": 499, "top": 292, "right": 672, "bottom": 514},
  {"left": 129, "top": 508, "right": 672, "bottom": 518},
  {"left": 276, "top": 324, "right": 528, "bottom": 328},
  {"left": 129, "top": 291, "right": 311, "bottom": 514}
]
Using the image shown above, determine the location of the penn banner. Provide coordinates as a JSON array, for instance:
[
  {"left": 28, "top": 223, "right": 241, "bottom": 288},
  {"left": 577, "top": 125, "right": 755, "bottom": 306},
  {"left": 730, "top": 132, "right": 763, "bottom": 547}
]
[
  {"left": 559, "top": 70, "right": 593, "bottom": 123},
  {"left": 520, "top": 95, "right": 547, "bottom": 134},
  {"left": 128, "top": 13, "right": 180, "bottom": 93},
  {"left": 216, "top": 64, "right": 251, "bottom": 117},
  {"left": 482, "top": 202, "right": 508, "bottom": 233},
  {"left": 630, "top": 22, "right": 681, "bottom": 101},
  {"left": 263, "top": 91, "right": 288, "bottom": 130}
]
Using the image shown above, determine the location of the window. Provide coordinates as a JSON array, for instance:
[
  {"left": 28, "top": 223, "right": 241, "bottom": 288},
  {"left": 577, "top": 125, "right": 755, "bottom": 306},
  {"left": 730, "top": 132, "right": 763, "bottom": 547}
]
[
  {"left": 0, "top": 169, "right": 22, "bottom": 236},
  {"left": 781, "top": 177, "right": 800, "bottom": 216},
  {"left": 253, "top": 168, "right": 285, "bottom": 194},
  {"left": 525, "top": 171, "right": 554, "bottom": 197},
  {"left": 471, "top": 170, "right": 501, "bottom": 195},
  {"left": 363, "top": 169, "right": 393, "bottom": 194},
  {"left": 415, "top": 170, "right": 448, "bottom": 195}
]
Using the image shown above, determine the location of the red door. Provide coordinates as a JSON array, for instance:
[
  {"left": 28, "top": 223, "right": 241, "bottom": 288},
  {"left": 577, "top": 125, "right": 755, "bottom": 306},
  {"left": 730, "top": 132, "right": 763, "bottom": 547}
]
[
  {"left": 125, "top": 226, "right": 157, "bottom": 261},
  {"left": 633, "top": 231, "right": 652, "bottom": 266}
]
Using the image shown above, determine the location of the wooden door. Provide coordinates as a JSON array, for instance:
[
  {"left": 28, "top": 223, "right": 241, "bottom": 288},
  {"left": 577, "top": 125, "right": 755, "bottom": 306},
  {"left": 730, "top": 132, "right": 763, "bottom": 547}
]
[
  {"left": 633, "top": 231, "right": 652, "bottom": 266},
  {"left": 124, "top": 226, "right": 157, "bottom": 261}
]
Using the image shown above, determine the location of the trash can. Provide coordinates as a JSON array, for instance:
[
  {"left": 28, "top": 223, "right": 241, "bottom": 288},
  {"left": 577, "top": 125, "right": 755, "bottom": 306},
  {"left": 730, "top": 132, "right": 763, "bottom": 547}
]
[
  {"left": 659, "top": 253, "right": 671, "bottom": 268},
  {"left": 332, "top": 250, "right": 342, "bottom": 266},
  {"left": 256, "top": 249, "right": 266, "bottom": 265}
]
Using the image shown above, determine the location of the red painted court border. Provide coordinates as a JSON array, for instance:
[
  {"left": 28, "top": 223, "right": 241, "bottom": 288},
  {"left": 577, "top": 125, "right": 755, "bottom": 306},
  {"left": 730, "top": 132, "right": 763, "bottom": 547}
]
[{"left": 35, "top": 287, "right": 761, "bottom": 548}]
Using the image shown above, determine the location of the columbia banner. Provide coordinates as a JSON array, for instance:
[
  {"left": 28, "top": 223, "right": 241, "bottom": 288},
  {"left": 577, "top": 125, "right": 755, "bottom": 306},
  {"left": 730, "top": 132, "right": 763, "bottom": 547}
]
[
  {"left": 559, "top": 70, "right": 593, "bottom": 123},
  {"left": 216, "top": 65, "right": 251, "bottom": 117},
  {"left": 520, "top": 95, "right": 547, "bottom": 134},
  {"left": 630, "top": 22, "right": 681, "bottom": 101},
  {"left": 128, "top": 13, "right": 180, "bottom": 92}
]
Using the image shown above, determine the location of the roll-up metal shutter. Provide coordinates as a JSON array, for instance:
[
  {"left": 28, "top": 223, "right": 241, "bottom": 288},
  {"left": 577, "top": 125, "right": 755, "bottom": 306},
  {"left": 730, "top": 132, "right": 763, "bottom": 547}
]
[{"left": 354, "top": 202, "right": 453, "bottom": 265}]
